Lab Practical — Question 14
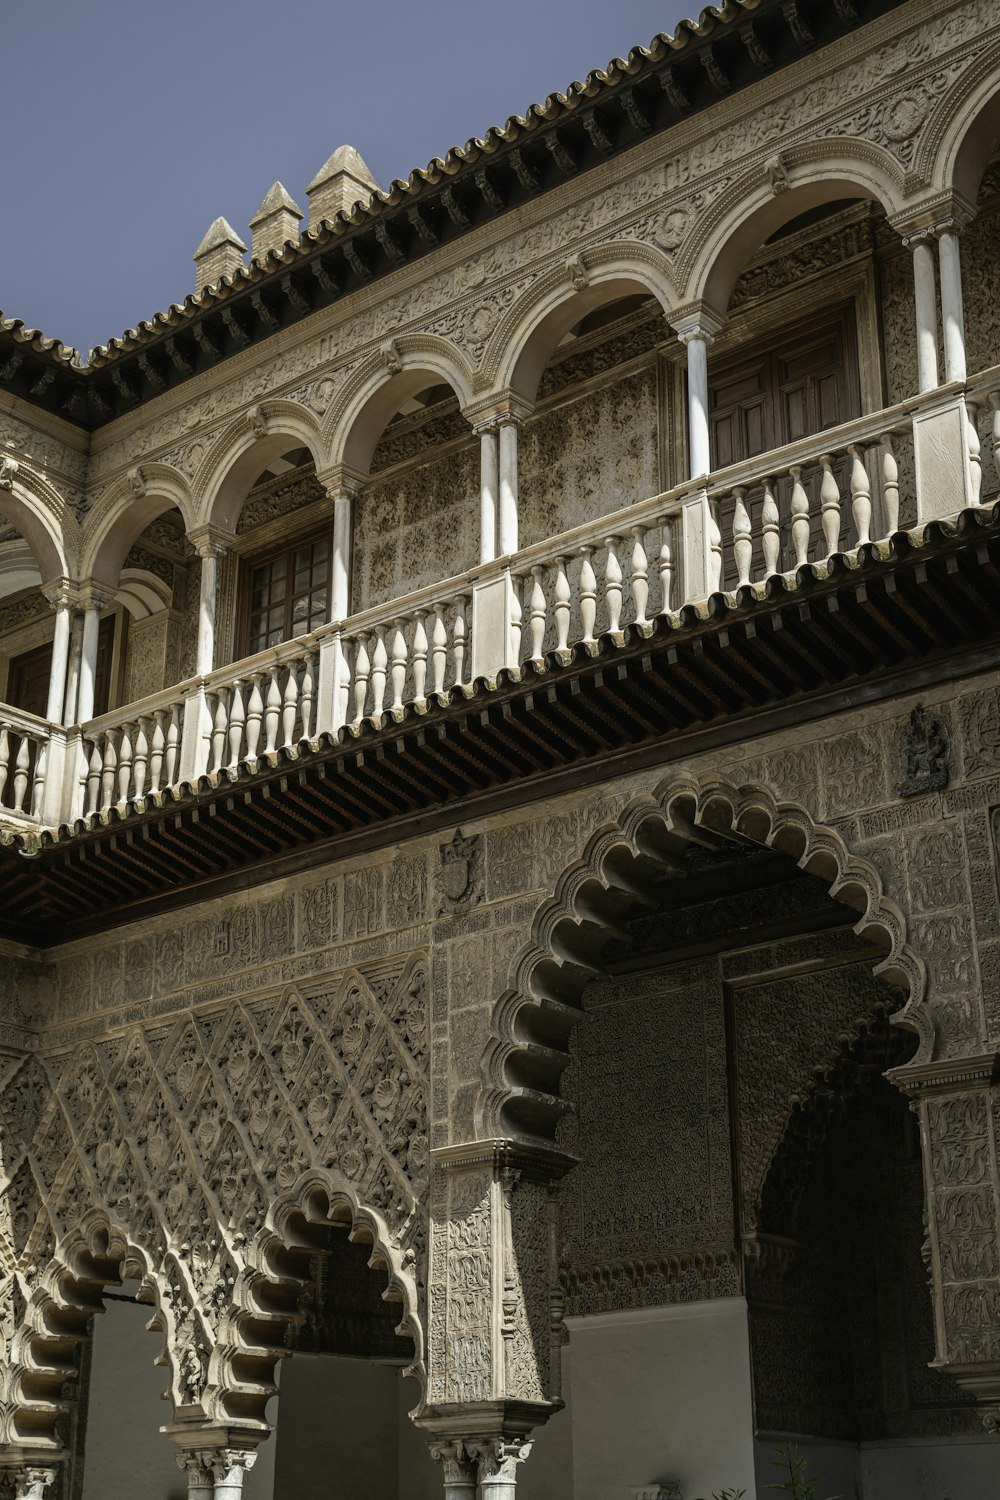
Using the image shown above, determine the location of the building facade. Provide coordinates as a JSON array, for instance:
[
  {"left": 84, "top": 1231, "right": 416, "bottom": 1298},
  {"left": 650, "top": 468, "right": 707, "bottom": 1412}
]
[{"left": 0, "top": 1, "right": 999, "bottom": 1495}]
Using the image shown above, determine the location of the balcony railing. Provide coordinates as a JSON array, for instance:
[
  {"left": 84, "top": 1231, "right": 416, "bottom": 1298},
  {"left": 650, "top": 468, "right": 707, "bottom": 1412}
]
[{"left": 2, "top": 376, "right": 998, "bottom": 834}]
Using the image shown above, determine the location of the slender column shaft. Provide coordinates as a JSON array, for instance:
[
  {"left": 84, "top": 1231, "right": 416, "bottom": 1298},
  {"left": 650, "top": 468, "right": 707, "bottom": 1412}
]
[
  {"left": 76, "top": 605, "right": 102, "bottom": 725},
  {"left": 685, "top": 334, "right": 711, "bottom": 479},
  {"left": 331, "top": 489, "right": 352, "bottom": 619},
  {"left": 912, "top": 236, "right": 940, "bottom": 393},
  {"left": 62, "top": 612, "right": 83, "bottom": 725},
  {"left": 938, "top": 228, "right": 967, "bottom": 384},
  {"left": 196, "top": 549, "right": 220, "bottom": 676},
  {"left": 44, "top": 602, "right": 73, "bottom": 723},
  {"left": 498, "top": 421, "right": 519, "bottom": 556},
  {"left": 480, "top": 429, "right": 498, "bottom": 564}
]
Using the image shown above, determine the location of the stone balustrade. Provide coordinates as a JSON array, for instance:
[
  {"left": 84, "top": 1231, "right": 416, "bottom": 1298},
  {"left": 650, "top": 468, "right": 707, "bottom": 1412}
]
[{"left": 1, "top": 378, "right": 993, "bottom": 833}]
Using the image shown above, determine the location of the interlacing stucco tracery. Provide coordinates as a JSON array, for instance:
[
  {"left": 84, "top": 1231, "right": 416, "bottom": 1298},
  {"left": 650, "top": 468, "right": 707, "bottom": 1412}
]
[{"left": 0, "top": 955, "right": 428, "bottom": 1447}]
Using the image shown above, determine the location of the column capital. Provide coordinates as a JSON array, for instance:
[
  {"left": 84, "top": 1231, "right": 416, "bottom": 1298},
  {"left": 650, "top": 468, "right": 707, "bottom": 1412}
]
[
  {"left": 429, "top": 1438, "right": 478, "bottom": 1487},
  {"left": 888, "top": 1051, "right": 1000, "bottom": 1099},
  {"left": 77, "top": 579, "right": 117, "bottom": 612},
  {"left": 40, "top": 577, "right": 80, "bottom": 611},
  {"left": 187, "top": 524, "right": 236, "bottom": 560},
  {"left": 670, "top": 300, "right": 726, "bottom": 344},
  {"left": 467, "top": 1436, "right": 533, "bottom": 1482},
  {"left": 465, "top": 392, "right": 533, "bottom": 434},
  {"left": 316, "top": 462, "right": 367, "bottom": 498},
  {"left": 431, "top": 1137, "right": 577, "bottom": 1183},
  {"left": 891, "top": 191, "right": 977, "bottom": 245}
]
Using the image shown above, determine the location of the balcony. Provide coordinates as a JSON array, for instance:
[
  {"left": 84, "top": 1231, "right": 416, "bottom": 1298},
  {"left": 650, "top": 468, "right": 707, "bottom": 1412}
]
[{"left": 0, "top": 373, "right": 997, "bottom": 840}]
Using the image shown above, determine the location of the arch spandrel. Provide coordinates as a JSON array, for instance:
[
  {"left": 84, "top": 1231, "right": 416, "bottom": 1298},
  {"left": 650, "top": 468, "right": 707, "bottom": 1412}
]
[
  {"left": 321, "top": 334, "right": 476, "bottom": 477},
  {"left": 482, "top": 244, "right": 677, "bottom": 405},
  {"left": 192, "top": 399, "right": 327, "bottom": 534},
  {"left": 478, "top": 772, "right": 931, "bottom": 1150}
]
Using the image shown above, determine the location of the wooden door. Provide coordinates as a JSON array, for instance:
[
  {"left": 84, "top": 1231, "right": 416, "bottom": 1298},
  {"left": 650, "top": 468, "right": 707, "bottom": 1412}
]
[{"left": 708, "top": 308, "right": 861, "bottom": 582}]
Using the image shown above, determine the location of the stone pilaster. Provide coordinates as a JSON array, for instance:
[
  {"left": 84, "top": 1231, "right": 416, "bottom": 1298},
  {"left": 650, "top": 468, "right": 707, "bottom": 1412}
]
[{"left": 891, "top": 1052, "right": 1000, "bottom": 1431}]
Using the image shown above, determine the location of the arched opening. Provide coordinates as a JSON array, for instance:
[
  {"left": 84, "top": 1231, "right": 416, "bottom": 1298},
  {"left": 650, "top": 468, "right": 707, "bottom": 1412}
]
[
  {"left": 341, "top": 365, "right": 477, "bottom": 614},
  {"left": 260, "top": 1225, "right": 436, "bottom": 1500},
  {"left": 691, "top": 173, "right": 904, "bottom": 571},
  {"left": 958, "top": 139, "right": 1000, "bottom": 503},
  {"left": 747, "top": 1018, "right": 983, "bottom": 1499},
  {"left": 0, "top": 493, "right": 67, "bottom": 719}
]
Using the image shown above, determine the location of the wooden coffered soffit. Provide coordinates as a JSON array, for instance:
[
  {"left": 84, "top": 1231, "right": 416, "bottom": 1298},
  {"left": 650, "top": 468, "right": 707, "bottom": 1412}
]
[{"left": 1, "top": 504, "right": 998, "bottom": 943}]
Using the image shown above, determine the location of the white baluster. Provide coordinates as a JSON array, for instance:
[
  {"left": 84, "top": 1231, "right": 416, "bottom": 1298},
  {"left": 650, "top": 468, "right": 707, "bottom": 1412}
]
[
  {"left": 848, "top": 443, "right": 872, "bottom": 546},
  {"left": 991, "top": 391, "right": 1000, "bottom": 487},
  {"left": 352, "top": 634, "right": 371, "bottom": 725},
  {"left": 412, "top": 610, "right": 428, "bottom": 704},
  {"left": 211, "top": 691, "right": 228, "bottom": 771},
  {"left": 263, "top": 672, "right": 281, "bottom": 754},
  {"left": 300, "top": 652, "right": 316, "bottom": 739},
  {"left": 0, "top": 727, "right": 9, "bottom": 806},
  {"left": 509, "top": 574, "right": 524, "bottom": 664},
  {"left": 819, "top": 455, "right": 842, "bottom": 558},
  {"left": 967, "top": 401, "right": 982, "bottom": 506},
  {"left": 579, "top": 545, "right": 597, "bottom": 644},
  {"left": 30, "top": 740, "right": 47, "bottom": 818},
  {"left": 452, "top": 595, "right": 467, "bottom": 687},
  {"left": 658, "top": 521, "right": 673, "bottom": 614},
  {"left": 390, "top": 618, "right": 408, "bottom": 713},
  {"left": 132, "top": 719, "right": 149, "bottom": 800},
  {"left": 761, "top": 478, "right": 780, "bottom": 576},
  {"left": 708, "top": 502, "right": 723, "bottom": 594},
  {"left": 149, "top": 711, "right": 165, "bottom": 792},
  {"left": 431, "top": 606, "right": 448, "bottom": 698},
  {"left": 86, "top": 739, "right": 102, "bottom": 814},
  {"left": 12, "top": 735, "right": 30, "bottom": 813},
  {"left": 554, "top": 556, "right": 571, "bottom": 654},
  {"left": 604, "top": 536, "right": 623, "bottom": 637},
  {"left": 630, "top": 527, "right": 649, "bottom": 627},
  {"left": 881, "top": 435, "right": 900, "bottom": 535},
  {"left": 370, "top": 626, "right": 388, "bottom": 722},
  {"left": 117, "top": 722, "right": 134, "bottom": 802},
  {"left": 164, "top": 707, "right": 180, "bottom": 786},
  {"left": 245, "top": 674, "right": 264, "bottom": 758},
  {"left": 789, "top": 465, "right": 810, "bottom": 569},
  {"left": 529, "top": 565, "right": 547, "bottom": 663},
  {"left": 733, "top": 487, "right": 752, "bottom": 588},
  {"left": 100, "top": 731, "right": 117, "bottom": 810},
  {"left": 281, "top": 666, "right": 299, "bottom": 746},
  {"left": 228, "top": 679, "right": 246, "bottom": 764}
]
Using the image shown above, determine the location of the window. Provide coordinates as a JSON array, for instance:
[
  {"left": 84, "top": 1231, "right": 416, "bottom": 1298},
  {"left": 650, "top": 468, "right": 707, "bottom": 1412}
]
[{"left": 245, "top": 536, "right": 331, "bottom": 654}]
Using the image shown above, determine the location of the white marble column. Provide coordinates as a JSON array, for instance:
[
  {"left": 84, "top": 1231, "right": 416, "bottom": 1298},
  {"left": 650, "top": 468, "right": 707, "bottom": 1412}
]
[
  {"left": 469, "top": 1439, "right": 533, "bottom": 1500},
  {"left": 190, "top": 530, "right": 230, "bottom": 677},
  {"left": 75, "top": 584, "right": 113, "bottom": 725},
  {"left": 498, "top": 419, "right": 519, "bottom": 556},
  {"left": 209, "top": 1449, "right": 256, "bottom": 1500},
  {"left": 480, "top": 426, "right": 499, "bottom": 564},
  {"left": 42, "top": 586, "right": 74, "bottom": 724},
  {"left": 62, "top": 610, "right": 84, "bottom": 725},
  {"left": 330, "top": 487, "right": 353, "bottom": 620},
  {"left": 176, "top": 1451, "right": 213, "bottom": 1500},
  {"left": 909, "top": 232, "right": 940, "bottom": 393},
  {"left": 430, "top": 1440, "right": 478, "bottom": 1500},
  {"left": 938, "top": 224, "right": 967, "bottom": 384},
  {"left": 673, "top": 307, "right": 724, "bottom": 481}
]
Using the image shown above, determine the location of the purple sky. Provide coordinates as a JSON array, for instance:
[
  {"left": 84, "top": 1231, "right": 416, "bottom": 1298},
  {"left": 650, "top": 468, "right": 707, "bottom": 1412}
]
[{"left": 1, "top": 1, "right": 693, "bottom": 358}]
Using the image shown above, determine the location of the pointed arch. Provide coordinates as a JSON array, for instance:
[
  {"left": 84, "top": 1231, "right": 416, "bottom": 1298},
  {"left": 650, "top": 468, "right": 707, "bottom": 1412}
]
[
  {"left": 479, "top": 771, "right": 929, "bottom": 1150},
  {"left": 678, "top": 143, "right": 905, "bottom": 312},
  {"left": 193, "top": 399, "right": 327, "bottom": 534},
  {"left": 483, "top": 243, "right": 677, "bottom": 404},
  {"left": 322, "top": 334, "right": 475, "bottom": 477}
]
